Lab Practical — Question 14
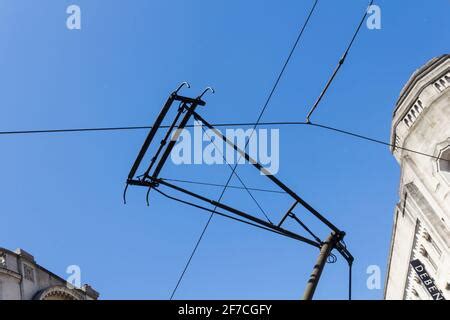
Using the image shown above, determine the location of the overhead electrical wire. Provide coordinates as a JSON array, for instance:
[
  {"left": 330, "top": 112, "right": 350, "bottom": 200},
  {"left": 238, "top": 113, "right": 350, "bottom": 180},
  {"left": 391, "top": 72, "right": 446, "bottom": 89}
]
[
  {"left": 0, "top": 121, "right": 444, "bottom": 162},
  {"left": 305, "top": 0, "right": 374, "bottom": 122},
  {"left": 0, "top": 126, "right": 153, "bottom": 135},
  {"left": 305, "top": 0, "right": 374, "bottom": 301},
  {"left": 152, "top": 187, "right": 319, "bottom": 245},
  {"left": 169, "top": 0, "right": 320, "bottom": 300},
  {"left": 308, "top": 122, "right": 445, "bottom": 161},
  {"left": 160, "top": 178, "right": 286, "bottom": 194}
]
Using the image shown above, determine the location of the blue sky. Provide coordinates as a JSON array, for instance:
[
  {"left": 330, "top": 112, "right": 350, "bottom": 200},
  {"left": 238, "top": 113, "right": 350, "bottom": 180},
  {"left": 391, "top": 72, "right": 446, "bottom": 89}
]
[{"left": 0, "top": 0, "right": 449, "bottom": 300}]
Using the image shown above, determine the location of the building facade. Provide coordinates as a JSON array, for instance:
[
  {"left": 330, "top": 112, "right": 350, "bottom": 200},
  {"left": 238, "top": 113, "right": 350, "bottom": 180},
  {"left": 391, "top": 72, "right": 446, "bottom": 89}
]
[
  {"left": 0, "top": 247, "right": 99, "bottom": 300},
  {"left": 385, "top": 54, "right": 450, "bottom": 300}
]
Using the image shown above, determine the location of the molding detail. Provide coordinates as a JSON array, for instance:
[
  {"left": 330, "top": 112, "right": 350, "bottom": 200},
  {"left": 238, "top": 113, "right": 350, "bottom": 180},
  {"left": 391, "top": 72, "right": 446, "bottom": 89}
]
[{"left": 33, "top": 286, "right": 85, "bottom": 301}]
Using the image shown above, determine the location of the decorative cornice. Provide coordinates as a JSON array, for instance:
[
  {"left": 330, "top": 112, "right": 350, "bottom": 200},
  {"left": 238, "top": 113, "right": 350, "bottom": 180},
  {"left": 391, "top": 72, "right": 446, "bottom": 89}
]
[
  {"left": 0, "top": 267, "right": 22, "bottom": 281},
  {"left": 395, "top": 54, "right": 449, "bottom": 115},
  {"left": 390, "top": 55, "right": 450, "bottom": 154}
]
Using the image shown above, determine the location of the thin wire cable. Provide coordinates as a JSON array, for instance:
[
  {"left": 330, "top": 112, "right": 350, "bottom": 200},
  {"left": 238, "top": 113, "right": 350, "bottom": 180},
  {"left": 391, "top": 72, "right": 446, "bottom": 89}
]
[
  {"left": 160, "top": 178, "right": 286, "bottom": 194},
  {"left": 306, "top": 0, "right": 374, "bottom": 122},
  {"left": 152, "top": 187, "right": 297, "bottom": 240},
  {"left": 0, "top": 121, "right": 307, "bottom": 135},
  {"left": 339, "top": 239, "right": 352, "bottom": 300},
  {"left": 169, "top": 0, "right": 320, "bottom": 299},
  {"left": 0, "top": 126, "right": 154, "bottom": 135},
  {"left": 349, "top": 262, "right": 353, "bottom": 300},
  {"left": 309, "top": 122, "right": 444, "bottom": 161},
  {"left": 0, "top": 121, "right": 445, "bottom": 161},
  {"left": 201, "top": 125, "right": 273, "bottom": 224}
]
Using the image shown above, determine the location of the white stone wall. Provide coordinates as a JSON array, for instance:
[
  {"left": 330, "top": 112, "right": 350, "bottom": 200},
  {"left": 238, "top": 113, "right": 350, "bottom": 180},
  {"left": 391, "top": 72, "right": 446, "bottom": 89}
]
[
  {"left": 0, "top": 248, "right": 99, "bottom": 300},
  {"left": 385, "top": 55, "right": 450, "bottom": 300},
  {"left": 0, "top": 250, "right": 22, "bottom": 299}
]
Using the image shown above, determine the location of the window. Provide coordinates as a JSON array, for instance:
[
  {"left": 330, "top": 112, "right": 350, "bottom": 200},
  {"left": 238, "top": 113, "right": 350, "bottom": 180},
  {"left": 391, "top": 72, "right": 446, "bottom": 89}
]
[{"left": 23, "top": 264, "right": 35, "bottom": 282}]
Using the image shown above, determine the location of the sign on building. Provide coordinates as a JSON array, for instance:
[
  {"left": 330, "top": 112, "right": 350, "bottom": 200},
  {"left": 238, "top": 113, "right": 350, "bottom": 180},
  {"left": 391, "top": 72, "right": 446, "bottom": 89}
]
[{"left": 410, "top": 259, "right": 446, "bottom": 300}]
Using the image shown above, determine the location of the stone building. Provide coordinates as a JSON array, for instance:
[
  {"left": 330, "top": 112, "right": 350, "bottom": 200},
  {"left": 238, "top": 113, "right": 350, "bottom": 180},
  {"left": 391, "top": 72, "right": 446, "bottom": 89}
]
[
  {"left": 385, "top": 54, "right": 450, "bottom": 300},
  {"left": 0, "top": 247, "right": 99, "bottom": 300}
]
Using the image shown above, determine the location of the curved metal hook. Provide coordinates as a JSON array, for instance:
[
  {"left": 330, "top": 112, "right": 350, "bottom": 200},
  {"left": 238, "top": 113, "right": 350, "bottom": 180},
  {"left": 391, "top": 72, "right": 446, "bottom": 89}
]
[
  {"left": 197, "top": 87, "right": 215, "bottom": 99},
  {"left": 123, "top": 184, "right": 129, "bottom": 205},
  {"left": 174, "top": 82, "right": 191, "bottom": 94},
  {"left": 146, "top": 187, "right": 151, "bottom": 207}
]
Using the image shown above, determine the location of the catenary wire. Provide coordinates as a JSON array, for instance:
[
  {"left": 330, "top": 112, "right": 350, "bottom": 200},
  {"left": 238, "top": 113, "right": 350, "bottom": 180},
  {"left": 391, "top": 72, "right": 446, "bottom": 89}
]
[
  {"left": 0, "top": 121, "right": 445, "bottom": 161},
  {"left": 306, "top": 0, "right": 374, "bottom": 122},
  {"left": 160, "top": 178, "right": 286, "bottom": 194}
]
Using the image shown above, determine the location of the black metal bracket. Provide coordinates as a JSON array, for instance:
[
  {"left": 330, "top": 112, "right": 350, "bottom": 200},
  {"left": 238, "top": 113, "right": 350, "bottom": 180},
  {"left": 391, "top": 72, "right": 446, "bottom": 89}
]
[
  {"left": 124, "top": 84, "right": 354, "bottom": 297},
  {"left": 124, "top": 83, "right": 209, "bottom": 202}
]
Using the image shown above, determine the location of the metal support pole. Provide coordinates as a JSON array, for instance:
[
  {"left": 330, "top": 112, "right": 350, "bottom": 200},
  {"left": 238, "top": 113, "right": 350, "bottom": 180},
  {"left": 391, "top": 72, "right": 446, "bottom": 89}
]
[{"left": 303, "top": 232, "right": 340, "bottom": 300}]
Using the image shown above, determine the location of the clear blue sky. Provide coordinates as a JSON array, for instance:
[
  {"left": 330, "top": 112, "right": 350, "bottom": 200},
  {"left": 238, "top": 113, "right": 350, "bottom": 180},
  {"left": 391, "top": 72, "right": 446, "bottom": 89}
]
[{"left": 0, "top": 0, "right": 448, "bottom": 300}]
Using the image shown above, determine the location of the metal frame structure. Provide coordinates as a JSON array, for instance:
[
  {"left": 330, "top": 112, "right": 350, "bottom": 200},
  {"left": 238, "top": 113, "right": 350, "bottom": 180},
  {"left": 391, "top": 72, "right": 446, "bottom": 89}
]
[{"left": 125, "top": 83, "right": 354, "bottom": 300}]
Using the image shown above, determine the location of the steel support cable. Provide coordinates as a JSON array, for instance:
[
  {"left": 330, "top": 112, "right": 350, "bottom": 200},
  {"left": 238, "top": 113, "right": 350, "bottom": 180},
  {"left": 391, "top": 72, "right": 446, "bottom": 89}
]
[
  {"left": 0, "top": 122, "right": 306, "bottom": 135},
  {"left": 308, "top": 122, "right": 444, "bottom": 161},
  {"left": 169, "top": 0, "right": 320, "bottom": 299},
  {"left": 306, "top": 0, "right": 374, "bottom": 122},
  {"left": 1, "top": 121, "right": 444, "bottom": 162},
  {"left": 0, "top": 122, "right": 309, "bottom": 136},
  {"left": 343, "top": 239, "right": 353, "bottom": 301},
  {"left": 349, "top": 261, "right": 353, "bottom": 300},
  {"left": 152, "top": 187, "right": 319, "bottom": 246},
  {"left": 159, "top": 178, "right": 286, "bottom": 194}
]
